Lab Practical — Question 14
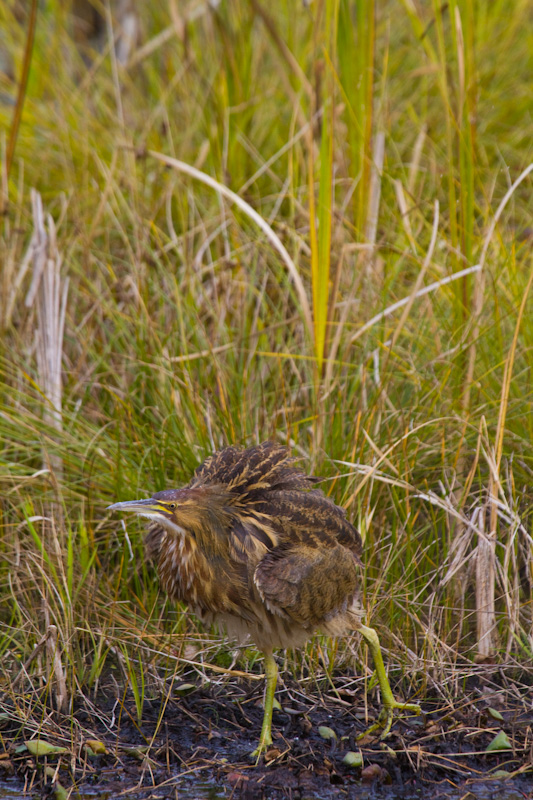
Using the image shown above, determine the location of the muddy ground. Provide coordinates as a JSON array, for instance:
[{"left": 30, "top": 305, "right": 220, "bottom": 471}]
[{"left": 1, "top": 668, "right": 532, "bottom": 799}]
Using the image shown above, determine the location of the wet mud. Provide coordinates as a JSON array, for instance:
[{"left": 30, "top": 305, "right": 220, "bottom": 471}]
[{"left": 1, "top": 670, "right": 532, "bottom": 799}]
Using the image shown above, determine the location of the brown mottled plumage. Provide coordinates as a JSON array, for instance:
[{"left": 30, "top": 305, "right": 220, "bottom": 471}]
[{"left": 108, "top": 442, "right": 420, "bottom": 756}]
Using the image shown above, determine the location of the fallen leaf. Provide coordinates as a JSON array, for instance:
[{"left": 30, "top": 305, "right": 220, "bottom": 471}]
[
  {"left": 491, "top": 770, "right": 512, "bottom": 779},
  {"left": 318, "top": 725, "right": 337, "bottom": 741},
  {"left": 343, "top": 751, "right": 363, "bottom": 768},
  {"left": 361, "top": 764, "right": 385, "bottom": 783},
  {"left": 84, "top": 739, "right": 107, "bottom": 755},
  {"left": 25, "top": 740, "right": 68, "bottom": 757},
  {"left": 44, "top": 768, "right": 68, "bottom": 800},
  {"left": 53, "top": 782, "right": 68, "bottom": 800},
  {"left": 264, "top": 747, "right": 282, "bottom": 762},
  {"left": 486, "top": 730, "right": 512, "bottom": 752},
  {"left": 173, "top": 683, "right": 197, "bottom": 696}
]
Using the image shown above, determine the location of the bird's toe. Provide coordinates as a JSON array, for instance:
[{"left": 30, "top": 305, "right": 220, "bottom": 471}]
[
  {"left": 250, "top": 738, "right": 272, "bottom": 762},
  {"left": 356, "top": 700, "right": 421, "bottom": 741}
]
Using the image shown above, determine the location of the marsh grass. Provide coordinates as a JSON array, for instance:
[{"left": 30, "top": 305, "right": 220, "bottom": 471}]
[{"left": 0, "top": 0, "right": 532, "bottom": 758}]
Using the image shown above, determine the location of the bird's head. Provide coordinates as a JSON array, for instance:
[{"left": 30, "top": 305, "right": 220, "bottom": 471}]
[
  {"left": 107, "top": 489, "right": 188, "bottom": 524},
  {"left": 107, "top": 486, "right": 231, "bottom": 542}
]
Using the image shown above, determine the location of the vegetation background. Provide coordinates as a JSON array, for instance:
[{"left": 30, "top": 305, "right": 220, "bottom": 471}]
[{"left": 0, "top": 0, "right": 532, "bottom": 752}]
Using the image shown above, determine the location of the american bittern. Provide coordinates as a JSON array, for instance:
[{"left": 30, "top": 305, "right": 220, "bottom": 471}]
[{"left": 108, "top": 442, "right": 420, "bottom": 755}]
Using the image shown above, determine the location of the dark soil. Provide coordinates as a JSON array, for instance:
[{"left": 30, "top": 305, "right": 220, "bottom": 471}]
[{"left": 1, "top": 668, "right": 532, "bottom": 799}]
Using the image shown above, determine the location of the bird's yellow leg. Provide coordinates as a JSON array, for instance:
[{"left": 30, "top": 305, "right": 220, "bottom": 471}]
[
  {"left": 251, "top": 650, "right": 278, "bottom": 759},
  {"left": 357, "top": 624, "right": 421, "bottom": 739}
]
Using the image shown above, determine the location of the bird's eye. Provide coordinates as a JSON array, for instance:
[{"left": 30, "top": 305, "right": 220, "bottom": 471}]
[{"left": 169, "top": 503, "right": 176, "bottom": 510}]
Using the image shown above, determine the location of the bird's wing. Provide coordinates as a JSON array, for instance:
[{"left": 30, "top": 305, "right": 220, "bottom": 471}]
[
  {"left": 190, "top": 441, "right": 320, "bottom": 494},
  {"left": 253, "top": 541, "right": 359, "bottom": 627},
  {"left": 227, "top": 516, "right": 279, "bottom": 566},
  {"left": 190, "top": 445, "right": 243, "bottom": 486},
  {"left": 253, "top": 490, "right": 362, "bottom": 558}
]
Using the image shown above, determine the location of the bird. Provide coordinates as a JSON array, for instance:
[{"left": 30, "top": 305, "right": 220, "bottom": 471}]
[{"left": 108, "top": 441, "right": 420, "bottom": 756}]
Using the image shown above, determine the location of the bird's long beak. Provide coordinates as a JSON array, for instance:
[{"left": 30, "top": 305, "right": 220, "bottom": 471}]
[
  {"left": 108, "top": 498, "right": 175, "bottom": 522},
  {"left": 107, "top": 499, "right": 157, "bottom": 513}
]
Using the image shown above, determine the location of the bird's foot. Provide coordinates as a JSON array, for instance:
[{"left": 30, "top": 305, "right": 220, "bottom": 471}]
[
  {"left": 357, "top": 700, "right": 421, "bottom": 741},
  {"left": 250, "top": 732, "right": 273, "bottom": 762}
]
